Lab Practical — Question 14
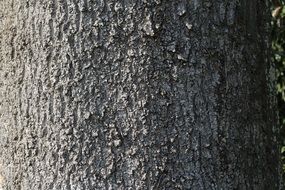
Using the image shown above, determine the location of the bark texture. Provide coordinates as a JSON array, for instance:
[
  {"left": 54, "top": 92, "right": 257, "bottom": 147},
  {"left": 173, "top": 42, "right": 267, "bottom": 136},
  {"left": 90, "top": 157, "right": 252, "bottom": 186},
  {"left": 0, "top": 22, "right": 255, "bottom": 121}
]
[{"left": 0, "top": 0, "right": 282, "bottom": 189}]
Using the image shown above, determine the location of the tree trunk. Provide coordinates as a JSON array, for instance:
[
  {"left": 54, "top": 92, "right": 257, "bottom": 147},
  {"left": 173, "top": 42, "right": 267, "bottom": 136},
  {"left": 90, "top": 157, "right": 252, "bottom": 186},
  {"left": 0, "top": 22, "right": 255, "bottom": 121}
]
[{"left": 0, "top": 0, "right": 282, "bottom": 189}]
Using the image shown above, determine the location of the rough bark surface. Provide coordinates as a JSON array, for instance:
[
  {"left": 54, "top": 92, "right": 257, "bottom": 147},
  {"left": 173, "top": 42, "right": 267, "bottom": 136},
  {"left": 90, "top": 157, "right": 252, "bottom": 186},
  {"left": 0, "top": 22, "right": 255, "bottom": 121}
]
[{"left": 0, "top": 0, "right": 282, "bottom": 189}]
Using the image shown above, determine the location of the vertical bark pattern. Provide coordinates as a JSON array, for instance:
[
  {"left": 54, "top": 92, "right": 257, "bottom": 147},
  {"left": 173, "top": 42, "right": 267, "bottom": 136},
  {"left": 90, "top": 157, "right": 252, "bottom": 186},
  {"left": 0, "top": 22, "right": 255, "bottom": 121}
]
[{"left": 0, "top": 0, "right": 282, "bottom": 189}]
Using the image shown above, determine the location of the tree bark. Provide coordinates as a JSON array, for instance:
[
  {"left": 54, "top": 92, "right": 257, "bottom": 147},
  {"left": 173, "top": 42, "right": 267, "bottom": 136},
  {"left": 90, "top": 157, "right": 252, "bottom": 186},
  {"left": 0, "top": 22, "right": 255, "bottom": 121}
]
[{"left": 0, "top": 0, "right": 282, "bottom": 189}]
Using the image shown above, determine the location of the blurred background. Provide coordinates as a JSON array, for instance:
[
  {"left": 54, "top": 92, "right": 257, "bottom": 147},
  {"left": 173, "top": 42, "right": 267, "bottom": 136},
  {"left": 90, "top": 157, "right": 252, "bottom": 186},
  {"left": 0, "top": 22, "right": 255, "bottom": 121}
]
[{"left": 272, "top": 0, "right": 285, "bottom": 176}]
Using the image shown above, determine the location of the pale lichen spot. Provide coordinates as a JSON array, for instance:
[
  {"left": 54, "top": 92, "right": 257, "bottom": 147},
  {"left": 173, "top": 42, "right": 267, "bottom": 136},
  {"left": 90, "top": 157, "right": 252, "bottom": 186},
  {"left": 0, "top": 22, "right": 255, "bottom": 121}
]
[
  {"left": 155, "top": 23, "right": 160, "bottom": 29},
  {"left": 142, "top": 127, "right": 148, "bottom": 135},
  {"left": 143, "top": 15, "right": 154, "bottom": 36},
  {"left": 141, "top": 173, "right": 147, "bottom": 180},
  {"left": 185, "top": 22, "right": 193, "bottom": 30},
  {"left": 83, "top": 111, "right": 91, "bottom": 119},
  {"left": 172, "top": 65, "right": 178, "bottom": 80},
  {"left": 114, "top": 2, "right": 122, "bottom": 12},
  {"left": 92, "top": 130, "right": 99, "bottom": 137},
  {"left": 113, "top": 139, "right": 121, "bottom": 147},
  {"left": 127, "top": 49, "right": 135, "bottom": 57},
  {"left": 177, "top": 3, "right": 186, "bottom": 16},
  {"left": 171, "top": 148, "right": 177, "bottom": 153},
  {"left": 177, "top": 54, "right": 187, "bottom": 61},
  {"left": 154, "top": 0, "right": 161, "bottom": 5},
  {"left": 126, "top": 147, "right": 138, "bottom": 156}
]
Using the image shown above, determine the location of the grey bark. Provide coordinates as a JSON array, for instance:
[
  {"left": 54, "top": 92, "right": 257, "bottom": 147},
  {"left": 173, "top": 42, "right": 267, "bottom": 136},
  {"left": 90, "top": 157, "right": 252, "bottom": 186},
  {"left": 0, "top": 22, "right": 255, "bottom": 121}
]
[{"left": 0, "top": 0, "right": 282, "bottom": 189}]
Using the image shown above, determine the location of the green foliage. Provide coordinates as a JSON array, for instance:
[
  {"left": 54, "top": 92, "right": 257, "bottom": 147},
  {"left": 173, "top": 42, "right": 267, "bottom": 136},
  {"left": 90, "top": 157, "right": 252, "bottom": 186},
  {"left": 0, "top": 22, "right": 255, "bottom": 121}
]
[{"left": 272, "top": 1, "right": 285, "bottom": 173}]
